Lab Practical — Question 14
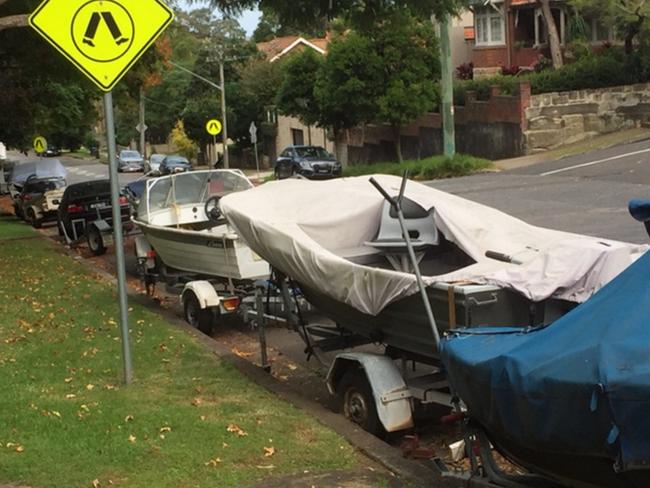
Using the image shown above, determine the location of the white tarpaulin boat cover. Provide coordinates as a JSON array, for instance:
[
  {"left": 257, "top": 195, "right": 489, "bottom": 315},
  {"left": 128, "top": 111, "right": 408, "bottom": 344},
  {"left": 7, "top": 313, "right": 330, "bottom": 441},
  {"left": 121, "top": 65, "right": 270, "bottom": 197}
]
[{"left": 221, "top": 175, "right": 648, "bottom": 316}]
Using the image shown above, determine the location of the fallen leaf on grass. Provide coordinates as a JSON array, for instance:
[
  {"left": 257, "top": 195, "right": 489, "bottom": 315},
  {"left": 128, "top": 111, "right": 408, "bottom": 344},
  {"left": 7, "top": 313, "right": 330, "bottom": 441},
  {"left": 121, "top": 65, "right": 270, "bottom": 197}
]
[
  {"left": 125, "top": 415, "right": 134, "bottom": 422},
  {"left": 51, "top": 410, "right": 61, "bottom": 418},
  {"left": 204, "top": 458, "right": 222, "bottom": 467},
  {"left": 160, "top": 426, "right": 172, "bottom": 433},
  {"left": 200, "top": 415, "right": 207, "bottom": 421},
  {"left": 92, "top": 479, "right": 100, "bottom": 488},
  {"left": 86, "top": 384, "right": 95, "bottom": 391},
  {"left": 191, "top": 397, "right": 202, "bottom": 407},
  {"left": 66, "top": 394, "right": 76, "bottom": 399},
  {"left": 263, "top": 446, "right": 275, "bottom": 457},
  {"left": 232, "top": 348, "right": 253, "bottom": 358},
  {"left": 226, "top": 424, "right": 248, "bottom": 437},
  {"left": 255, "top": 465, "right": 275, "bottom": 470},
  {"left": 287, "top": 363, "right": 298, "bottom": 371},
  {"left": 128, "top": 435, "right": 136, "bottom": 443},
  {"left": 64, "top": 377, "right": 73, "bottom": 383}
]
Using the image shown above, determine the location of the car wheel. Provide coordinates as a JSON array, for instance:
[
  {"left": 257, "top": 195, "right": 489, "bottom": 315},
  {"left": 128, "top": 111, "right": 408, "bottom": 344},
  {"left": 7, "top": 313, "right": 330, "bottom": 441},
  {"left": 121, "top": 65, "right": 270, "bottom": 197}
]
[
  {"left": 274, "top": 168, "right": 280, "bottom": 180},
  {"left": 183, "top": 292, "right": 214, "bottom": 335},
  {"left": 338, "top": 368, "right": 385, "bottom": 437},
  {"left": 86, "top": 225, "right": 107, "bottom": 256},
  {"left": 27, "top": 208, "right": 42, "bottom": 229}
]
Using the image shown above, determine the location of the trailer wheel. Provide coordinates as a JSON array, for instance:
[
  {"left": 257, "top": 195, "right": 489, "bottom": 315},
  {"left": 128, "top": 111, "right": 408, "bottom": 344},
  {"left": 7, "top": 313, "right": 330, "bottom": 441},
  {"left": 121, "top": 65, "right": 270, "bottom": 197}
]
[
  {"left": 338, "top": 368, "right": 384, "bottom": 437},
  {"left": 183, "top": 292, "right": 213, "bottom": 335},
  {"left": 27, "top": 208, "right": 42, "bottom": 229},
  {"left": 86, "top": 225, "right": 107, "bottom": 256}
]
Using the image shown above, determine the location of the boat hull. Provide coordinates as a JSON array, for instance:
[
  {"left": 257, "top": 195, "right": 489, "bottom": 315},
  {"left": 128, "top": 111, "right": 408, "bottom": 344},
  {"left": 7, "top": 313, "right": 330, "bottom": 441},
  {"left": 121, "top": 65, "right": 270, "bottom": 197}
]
[
  {"left": 138, "top": 222, "right": 269, "bottom": 280},
  {"left": 299, "top": 281, "right": 571, "bottom": 360}
]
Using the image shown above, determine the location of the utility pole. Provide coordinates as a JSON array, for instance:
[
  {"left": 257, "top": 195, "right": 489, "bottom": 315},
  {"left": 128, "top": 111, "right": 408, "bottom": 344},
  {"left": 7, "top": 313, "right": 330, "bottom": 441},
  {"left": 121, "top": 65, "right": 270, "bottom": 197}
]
[
  {"left": 139, "top": 86, "right": 146, "bottom": 159},
  {"left": 219, "top": 60, "right": 229, "bottom": 169},
  {"left": 439, "top": 14, "right": 456, "bottom": 157}
]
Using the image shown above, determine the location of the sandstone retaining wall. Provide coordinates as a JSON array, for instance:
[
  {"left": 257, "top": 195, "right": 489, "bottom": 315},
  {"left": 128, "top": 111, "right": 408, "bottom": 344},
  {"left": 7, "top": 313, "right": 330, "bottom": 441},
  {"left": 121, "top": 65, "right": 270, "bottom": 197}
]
[{"left": 524, "top": 83, "right": 650, "bottom": 153}]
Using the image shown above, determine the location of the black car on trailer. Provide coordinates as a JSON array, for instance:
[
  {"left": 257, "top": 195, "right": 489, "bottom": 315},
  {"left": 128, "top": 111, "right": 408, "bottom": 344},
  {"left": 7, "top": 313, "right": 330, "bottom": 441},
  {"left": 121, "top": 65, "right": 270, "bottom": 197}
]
[{"left": 57, "top": 179, "right": 131, "bottom": 255}]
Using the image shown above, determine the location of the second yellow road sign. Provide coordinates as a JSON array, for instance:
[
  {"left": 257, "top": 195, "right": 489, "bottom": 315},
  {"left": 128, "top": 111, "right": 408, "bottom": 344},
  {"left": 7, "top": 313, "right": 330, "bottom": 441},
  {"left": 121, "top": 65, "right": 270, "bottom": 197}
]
[
  {"left": 206, "top": 119, "right": 222, "bottom": 136},
  {"left": 33, "top": 136, "right": 47, "bottom": 153},
  {"left": 29, "top": 0, "right": 174, "bottom": 92}
]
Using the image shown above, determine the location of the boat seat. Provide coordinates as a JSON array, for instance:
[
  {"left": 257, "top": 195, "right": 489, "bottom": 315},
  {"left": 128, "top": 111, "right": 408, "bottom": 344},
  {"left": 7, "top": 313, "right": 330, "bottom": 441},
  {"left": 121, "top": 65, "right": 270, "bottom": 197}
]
[{"left": 365, "top": 198, "right": 438, "bottom": 272}]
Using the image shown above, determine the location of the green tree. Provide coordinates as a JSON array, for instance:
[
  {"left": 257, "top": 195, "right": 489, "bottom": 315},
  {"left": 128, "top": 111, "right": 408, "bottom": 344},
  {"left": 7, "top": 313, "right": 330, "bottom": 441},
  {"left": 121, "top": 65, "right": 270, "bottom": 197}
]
[
  {"left": 276, "top": 49, "right": 325, "bottom": 127},
  {"left": 373, "top": 11, "right": 440, "bottom": 162},
  {"left": 314, "top": 33, "right": 383, "bottom": 135},
  {"left": 571, "top": 0, "right": 650, "bottom": 54}
]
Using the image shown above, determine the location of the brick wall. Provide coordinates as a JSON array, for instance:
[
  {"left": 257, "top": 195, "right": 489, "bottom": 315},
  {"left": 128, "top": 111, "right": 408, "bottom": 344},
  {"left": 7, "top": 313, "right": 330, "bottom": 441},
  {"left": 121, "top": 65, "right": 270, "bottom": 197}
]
[
  {"left": 339, "top": 82, "right": 532, "bottom": 163},
  {"left": 472, "top": 46, "right": 508, "bottom": 69}
]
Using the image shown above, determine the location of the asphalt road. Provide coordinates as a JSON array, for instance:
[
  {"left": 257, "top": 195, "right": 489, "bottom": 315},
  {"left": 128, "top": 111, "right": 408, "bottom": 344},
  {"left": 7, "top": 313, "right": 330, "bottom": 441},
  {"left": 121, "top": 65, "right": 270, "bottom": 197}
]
[{"left": 428, "top": 137, "right": 650, "bottom": 244}]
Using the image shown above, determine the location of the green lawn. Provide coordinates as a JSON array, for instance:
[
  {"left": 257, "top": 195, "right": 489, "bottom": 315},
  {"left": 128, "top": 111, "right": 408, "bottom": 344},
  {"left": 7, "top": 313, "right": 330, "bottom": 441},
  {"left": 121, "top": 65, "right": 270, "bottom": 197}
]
[
  {"left": 0, "top": 232, "right": 358, "bottom": 487},
  {"left": 0, "top": 216, "right": 36, "bottom": 240}
]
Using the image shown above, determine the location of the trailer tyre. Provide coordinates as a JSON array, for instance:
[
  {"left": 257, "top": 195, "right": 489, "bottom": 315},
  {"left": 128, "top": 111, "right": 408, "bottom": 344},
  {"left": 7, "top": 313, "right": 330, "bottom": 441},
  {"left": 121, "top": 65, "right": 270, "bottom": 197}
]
[
  {"left": 87, "top": 225, "right": 107, "bottom": 256},
  {"left": 183, "top": 292, "right": 213, "bottom": 335},
  {"left": 27, "top": 208, "right": 42, "bottom": 229},
  {"left": 338, "top": 368, "right": 384, "bottom": 437}
]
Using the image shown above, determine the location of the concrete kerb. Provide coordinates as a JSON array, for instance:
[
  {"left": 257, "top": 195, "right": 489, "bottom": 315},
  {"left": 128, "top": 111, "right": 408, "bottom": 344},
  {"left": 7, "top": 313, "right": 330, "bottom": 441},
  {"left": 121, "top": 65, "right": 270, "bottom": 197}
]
[{"left": 40, "top": 235, "right": 453, "bottom": 488}]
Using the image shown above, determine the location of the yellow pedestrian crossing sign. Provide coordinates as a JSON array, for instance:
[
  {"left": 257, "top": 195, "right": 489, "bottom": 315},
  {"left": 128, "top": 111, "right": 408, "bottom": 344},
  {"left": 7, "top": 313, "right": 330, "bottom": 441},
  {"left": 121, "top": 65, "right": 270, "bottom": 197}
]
[
  {"left": 206, "top": 119, "right": 222, "bottom": 136},
  {"left": 29, "top": 0, "right": 174, "bottom": 92},
  {"left": 33, "top": 136, "right": 47, "bottom": 154}
]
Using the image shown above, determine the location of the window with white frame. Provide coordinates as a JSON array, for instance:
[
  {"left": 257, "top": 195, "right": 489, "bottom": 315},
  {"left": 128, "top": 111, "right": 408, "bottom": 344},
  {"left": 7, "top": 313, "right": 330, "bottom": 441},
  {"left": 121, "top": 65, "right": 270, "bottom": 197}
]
[{"left": 475, "top": 5, "right": 505, "bottom": 46}]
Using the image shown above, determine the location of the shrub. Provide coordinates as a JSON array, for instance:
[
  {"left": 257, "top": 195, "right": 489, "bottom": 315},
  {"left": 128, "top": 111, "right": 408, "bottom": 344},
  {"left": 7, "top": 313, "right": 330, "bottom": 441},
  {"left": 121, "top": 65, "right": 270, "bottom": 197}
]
[
  {"left": 342, "top": 154, "right": 492, "bottom": 180},
  {"left": 456, "top": 62, "right": 474, "bottom": 80},
  {"left": 500, "top": 65, "right": 520, "bottom": 76}
]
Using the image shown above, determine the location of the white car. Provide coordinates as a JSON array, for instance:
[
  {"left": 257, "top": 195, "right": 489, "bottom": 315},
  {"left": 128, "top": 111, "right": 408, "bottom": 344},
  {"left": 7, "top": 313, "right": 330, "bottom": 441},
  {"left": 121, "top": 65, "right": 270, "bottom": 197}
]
[{"left": 144, "top": 154, "right": 166, "bottom": 174}]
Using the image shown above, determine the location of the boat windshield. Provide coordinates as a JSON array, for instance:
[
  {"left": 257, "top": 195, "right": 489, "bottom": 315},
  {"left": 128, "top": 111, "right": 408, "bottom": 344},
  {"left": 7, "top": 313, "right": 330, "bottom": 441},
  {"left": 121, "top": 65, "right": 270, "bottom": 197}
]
[{"left": 141, "top": 170, "right": 253, "bottom": 219}]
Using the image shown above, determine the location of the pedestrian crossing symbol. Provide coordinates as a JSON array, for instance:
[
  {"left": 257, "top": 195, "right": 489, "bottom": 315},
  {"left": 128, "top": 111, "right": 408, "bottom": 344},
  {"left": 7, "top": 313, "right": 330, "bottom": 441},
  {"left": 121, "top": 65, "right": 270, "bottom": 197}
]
[
  {"left": 33, "top": 136, "right": 47, "bottom": 154},
  {"left": 206, "top": 119, "right": 222, "bottom": 136},
  {"left": 29, "top": 0, "right": 174, "bottom": 92}
]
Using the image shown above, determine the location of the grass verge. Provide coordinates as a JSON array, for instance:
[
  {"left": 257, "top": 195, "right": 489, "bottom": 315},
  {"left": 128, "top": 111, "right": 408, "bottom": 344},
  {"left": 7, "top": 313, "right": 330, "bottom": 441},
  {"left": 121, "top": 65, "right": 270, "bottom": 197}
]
[
  {"left": 0, "top": 216, "right": 36, "bottom": 240},
  {"left": 0, "top": 231, "right": 358, "bottom": 487},
  {"left": 343, "top": 154, "right": 492, "bottom": 180}
]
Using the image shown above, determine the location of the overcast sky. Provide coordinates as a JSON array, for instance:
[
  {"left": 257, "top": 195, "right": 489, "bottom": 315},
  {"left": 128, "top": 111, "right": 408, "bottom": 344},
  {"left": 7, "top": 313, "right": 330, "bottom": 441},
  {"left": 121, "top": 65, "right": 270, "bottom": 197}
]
[{"left": 179, "top": 1, "right": 262, "bottom": 37}]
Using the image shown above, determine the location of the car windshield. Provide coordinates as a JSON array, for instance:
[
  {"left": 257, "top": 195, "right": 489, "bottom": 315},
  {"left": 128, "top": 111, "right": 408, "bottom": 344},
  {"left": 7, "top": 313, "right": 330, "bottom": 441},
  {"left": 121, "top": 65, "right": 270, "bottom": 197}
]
[
  {"left": 295, "top": 147, "right": 331, "bottom": 159},
  {"left": 165, "top": 156, "right": 189, "bottom": 165},
  {"left": 25, "top": 179, "right": 65, "bottom": 193},
  {"left": 121, "top": 151, "right": 140, "bottom": 158}
]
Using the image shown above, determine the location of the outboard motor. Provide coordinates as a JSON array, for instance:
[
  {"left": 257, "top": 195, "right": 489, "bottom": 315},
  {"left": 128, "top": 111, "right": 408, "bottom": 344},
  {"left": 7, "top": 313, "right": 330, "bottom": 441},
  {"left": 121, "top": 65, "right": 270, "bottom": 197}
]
[{"left": 629, "top": 199, "right": 650, "bottom": 238}]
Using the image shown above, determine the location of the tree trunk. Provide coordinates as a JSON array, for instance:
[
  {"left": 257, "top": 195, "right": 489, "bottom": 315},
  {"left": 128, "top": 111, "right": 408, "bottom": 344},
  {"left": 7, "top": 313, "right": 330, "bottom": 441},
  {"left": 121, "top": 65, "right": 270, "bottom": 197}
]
[
  {"left": 624, "top": 17, "right": 644, "bottom": 55},
  {"left": 0, "top": 14, "right": 28, "bottom": 32},
  {"left": 394, "top": 125, "right": 403, "bottom": 164},
  {"left": 540, "top": 0, "right": 563, "bottom": 69}
]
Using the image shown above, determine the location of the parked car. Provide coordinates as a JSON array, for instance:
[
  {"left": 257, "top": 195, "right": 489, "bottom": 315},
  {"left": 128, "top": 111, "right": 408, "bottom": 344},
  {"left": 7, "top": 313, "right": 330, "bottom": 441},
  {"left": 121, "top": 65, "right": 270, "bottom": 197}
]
[
  {"left": 159, "top": 155, "right": 192, "bottom": 175},
  {"left": 8, "top": 159, "right": 66, "bottom": 219},
  {"left": 58, "top": 179, "right": 131, "bottom": 255},
  {"left": 117, "top": 150, "right": 144, "bottom": 172},
  {"left": 43, "top": 146, "right": 61, "bottom": 157},
  {"left": 19, "top": 176, "right": 66, "bottom": 228},
  {"left": 144, "top": 153, "right": 166, "bottom": 174},
  {"left": 274, "top": 145, "right": 342, "bottom": 180}
]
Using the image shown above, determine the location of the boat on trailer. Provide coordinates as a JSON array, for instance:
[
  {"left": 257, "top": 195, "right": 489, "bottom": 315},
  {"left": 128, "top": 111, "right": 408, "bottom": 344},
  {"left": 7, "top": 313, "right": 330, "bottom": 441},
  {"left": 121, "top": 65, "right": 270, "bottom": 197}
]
[
  {"left": 221, "top": 174, "right": 646, "bottom": 361},
  {"left": 221, "top": 175, "right": 650, "bottom": 487},
  {"left": 134, "top": 169, "right": 268, "bottom": 281}
]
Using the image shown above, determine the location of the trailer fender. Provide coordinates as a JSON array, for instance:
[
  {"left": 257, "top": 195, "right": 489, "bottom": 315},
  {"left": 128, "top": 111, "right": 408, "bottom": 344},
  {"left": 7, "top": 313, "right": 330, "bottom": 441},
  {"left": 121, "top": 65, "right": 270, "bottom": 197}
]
[
  {"left": 327, "top": 352, "right": 414, "bottom": 432},
  {"left": 182, "top": 281, "right": 221, "bottom": 310},
  {"left": 134, "top": 235, "right": 156, "bottom": 270}
]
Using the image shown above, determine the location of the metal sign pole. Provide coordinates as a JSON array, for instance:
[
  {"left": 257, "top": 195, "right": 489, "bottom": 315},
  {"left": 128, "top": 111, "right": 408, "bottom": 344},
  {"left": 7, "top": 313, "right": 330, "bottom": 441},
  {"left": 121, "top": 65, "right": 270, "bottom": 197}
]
[
  {"left": 254, "top": 141, "right": 260, "bottom": 181},
  {"left": 103, "top": 91, "right": 133, "bottom": 385}
]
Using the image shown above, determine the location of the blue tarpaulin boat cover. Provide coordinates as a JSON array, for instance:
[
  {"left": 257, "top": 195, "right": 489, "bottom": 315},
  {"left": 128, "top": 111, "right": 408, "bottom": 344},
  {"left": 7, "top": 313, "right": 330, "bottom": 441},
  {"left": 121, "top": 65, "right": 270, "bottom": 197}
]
[{"left": 441, "top": 249, "right": 650, "bottom": 472}]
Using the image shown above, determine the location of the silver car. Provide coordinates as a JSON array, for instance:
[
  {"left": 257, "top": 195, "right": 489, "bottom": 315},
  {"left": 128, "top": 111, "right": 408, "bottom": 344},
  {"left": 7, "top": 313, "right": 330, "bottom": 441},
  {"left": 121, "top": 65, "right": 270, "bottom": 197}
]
[
  {"left": 144, "top": 153, "right": 166, "bottom": 174},
  {"left": 117, "top": 150, "right": 144, "bottom": 172}
]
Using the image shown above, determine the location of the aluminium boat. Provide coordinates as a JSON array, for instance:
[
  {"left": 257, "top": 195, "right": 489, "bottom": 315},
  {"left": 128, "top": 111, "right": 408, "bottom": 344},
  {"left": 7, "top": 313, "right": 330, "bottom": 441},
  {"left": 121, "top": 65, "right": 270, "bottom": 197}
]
[
  {"left": 134, "top": 170, "right": 268, "bottom": 280},
  {"left": 220, "top": 175, "right": 647, "bottom": 361}
]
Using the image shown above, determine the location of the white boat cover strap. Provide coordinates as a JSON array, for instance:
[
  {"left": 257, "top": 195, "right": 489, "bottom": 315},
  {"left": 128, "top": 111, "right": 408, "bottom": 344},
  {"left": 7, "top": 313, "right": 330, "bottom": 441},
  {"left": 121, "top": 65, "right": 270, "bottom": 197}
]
[{"left": 221, "top": 175, "right": 647, "bottom": 316}]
